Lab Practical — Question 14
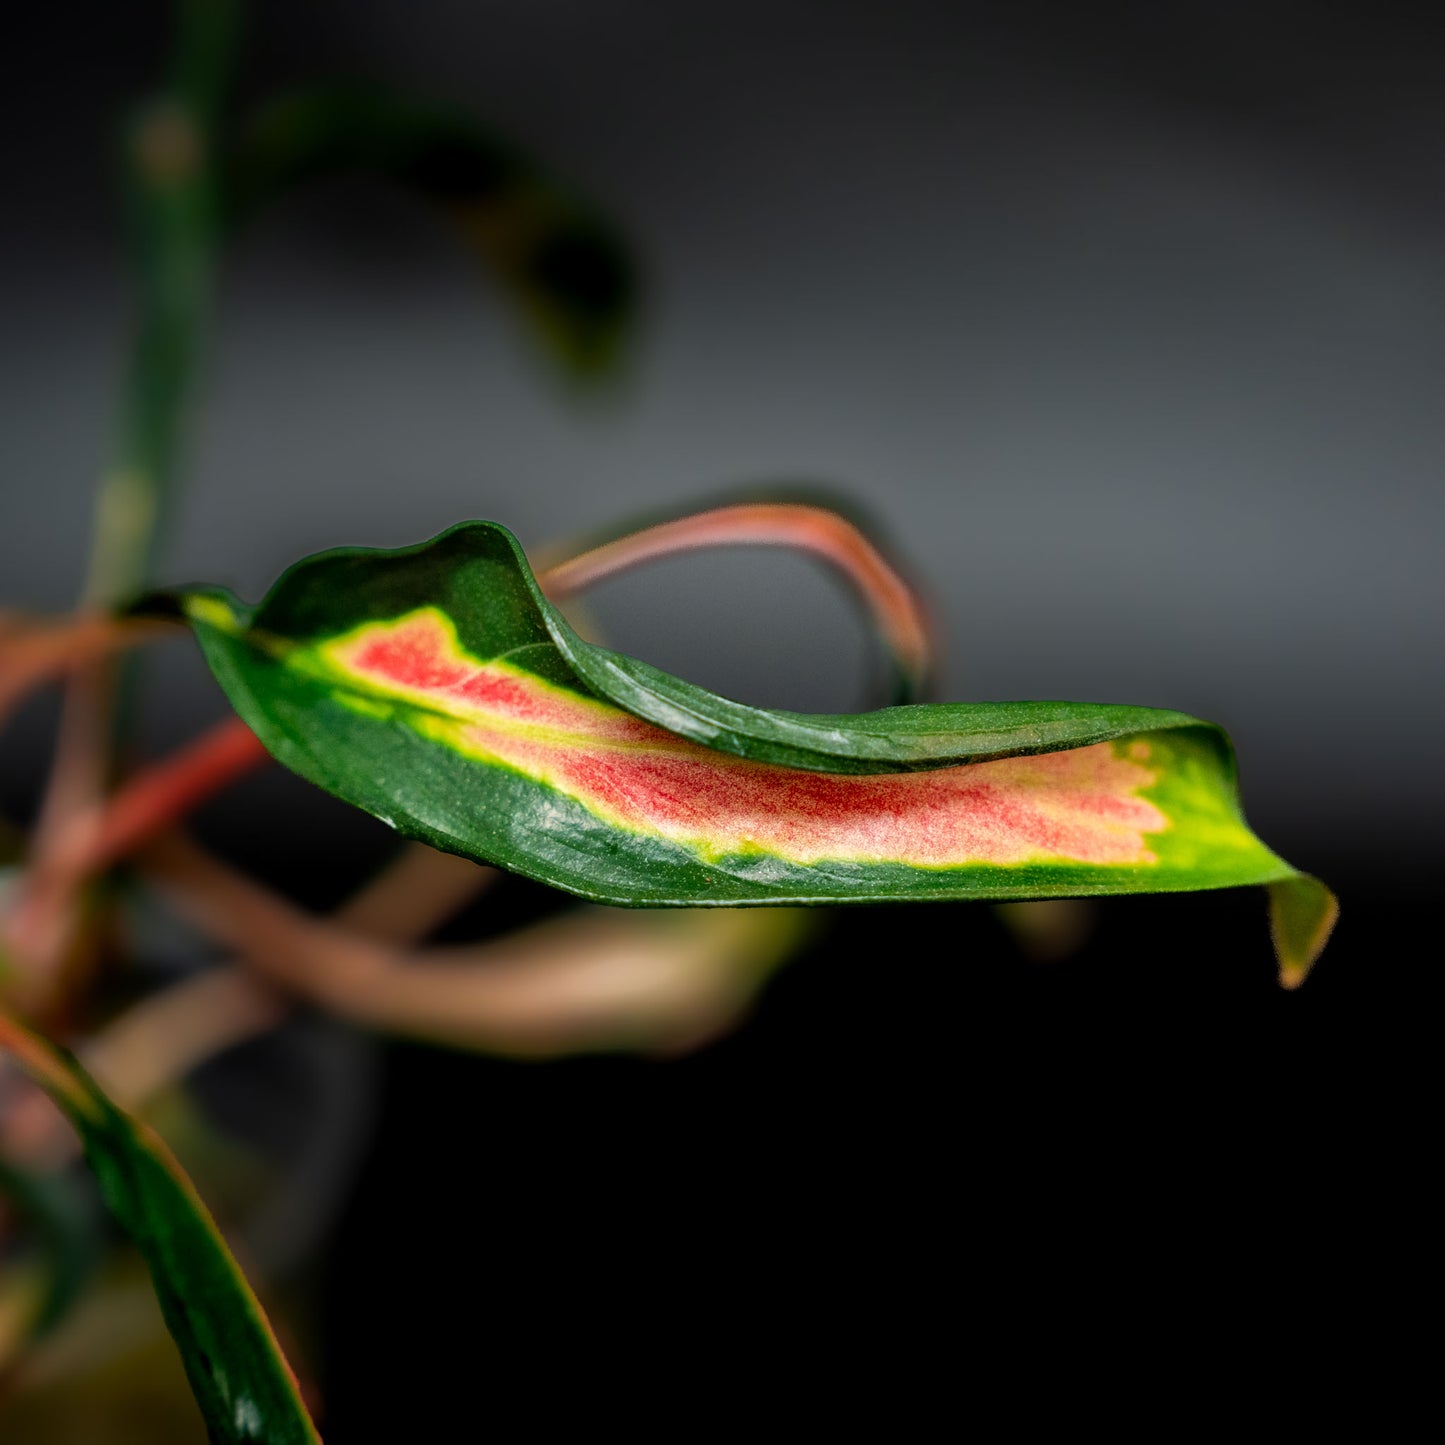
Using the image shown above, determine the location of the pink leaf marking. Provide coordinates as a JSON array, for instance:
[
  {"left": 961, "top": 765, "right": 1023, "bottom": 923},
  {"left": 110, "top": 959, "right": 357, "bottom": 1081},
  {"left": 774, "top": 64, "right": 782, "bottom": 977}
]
[{"left": 326, "top": 611, "right": 1166, "bottom": 869}]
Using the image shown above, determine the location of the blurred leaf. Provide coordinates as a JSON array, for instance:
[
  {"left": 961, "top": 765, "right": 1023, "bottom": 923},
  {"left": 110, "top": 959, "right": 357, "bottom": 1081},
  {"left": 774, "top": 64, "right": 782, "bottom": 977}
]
[
  {"left": 93, "top": 0, "right": 238, "bottom": 604},
  {"left": 0, "top": 1264, "right": 211, "bottom": 1445},
  {"left": 993, "top": 898, "right": 1096, "bottom": 963},
  {"left": 0, "top": 1159, "right": 99, "bottom": 1351},
  {"left": 0, "top": 1014, "right": 319, "bottom": 1444},
  {"left": 169, "top": 520, "right": 1334, "bottom": 983},
  {"left": 226, "top": 83, "right": 636, "bottom": 376}
]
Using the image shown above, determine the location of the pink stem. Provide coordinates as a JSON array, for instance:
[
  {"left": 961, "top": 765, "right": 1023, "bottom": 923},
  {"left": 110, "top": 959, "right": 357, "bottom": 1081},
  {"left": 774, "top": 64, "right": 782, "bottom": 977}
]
[
  {"left": 0, "top": 613, "right": 176, "bottom": 731},
  {"left": 4, "top": 719, "right": 268, "bottom": 987},
  {"left": 539, "top": 502, "right": 934, "bottom": 692},
  {"left": 46, "top": 717, "right": 268, "bottom": 884}
]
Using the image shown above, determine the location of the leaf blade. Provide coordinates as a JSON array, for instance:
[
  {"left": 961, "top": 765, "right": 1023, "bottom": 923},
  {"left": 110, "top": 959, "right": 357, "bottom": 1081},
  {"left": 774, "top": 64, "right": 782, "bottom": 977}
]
[
  {"left": 171, "top": 520, "right": 1335, "bottom": 982},
  {"left": 0, "top": 1014, "right": 321, "bottom": 1445}
]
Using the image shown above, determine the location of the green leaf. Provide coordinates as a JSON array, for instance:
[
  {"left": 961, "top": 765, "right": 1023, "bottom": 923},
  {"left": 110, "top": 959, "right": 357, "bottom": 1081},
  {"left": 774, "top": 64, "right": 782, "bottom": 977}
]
[
  {"left": 0, "top": 1158, "right": 99, "bottom": 1345},
  {"left": 225, "top": 84, "right": 636, "bottom": 376},
  {"left": 168, "top": 520, "right": 1335, "bottom": 984},
  {"left": 0, "top": 1014, "right": 320, "bottom": 1444}
]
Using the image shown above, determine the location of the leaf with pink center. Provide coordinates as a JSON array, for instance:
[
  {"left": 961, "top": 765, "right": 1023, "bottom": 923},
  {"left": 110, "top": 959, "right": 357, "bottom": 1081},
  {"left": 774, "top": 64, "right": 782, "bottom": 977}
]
[{"left": 172, "top": 520, "right": 1335, "bottom": 985}]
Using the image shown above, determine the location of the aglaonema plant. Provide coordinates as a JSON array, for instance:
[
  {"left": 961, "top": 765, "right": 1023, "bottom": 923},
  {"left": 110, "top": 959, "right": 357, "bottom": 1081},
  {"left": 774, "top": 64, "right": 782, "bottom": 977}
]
[
  {"left": 165, "top": 519, "right": 1335, "bottom": 983},
  {"left": 2, "top": 502, "right": 1338, "bottom": 1445},
  {"left": 0, "top": 2, "right": 1336, "bottom": 1441}
]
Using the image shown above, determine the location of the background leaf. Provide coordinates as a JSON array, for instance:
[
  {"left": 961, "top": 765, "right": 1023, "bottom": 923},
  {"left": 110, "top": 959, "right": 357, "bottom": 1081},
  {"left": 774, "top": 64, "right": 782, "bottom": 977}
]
[
  {"left": 0, "top": 1158, "right": 99, "bottom": 1350},
  {"left": 226, "top": 83, "right": 636, "bottom": 376},
  {"left": 0, "top": 1014, "right": 320, "bottom": 1444}
]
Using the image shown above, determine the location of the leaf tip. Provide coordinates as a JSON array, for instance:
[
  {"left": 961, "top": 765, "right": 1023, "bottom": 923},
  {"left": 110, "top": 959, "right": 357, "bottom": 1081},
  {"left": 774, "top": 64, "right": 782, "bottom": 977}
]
[{"left": 1269, "top": 875, "right": 1338, "bottom": 989}]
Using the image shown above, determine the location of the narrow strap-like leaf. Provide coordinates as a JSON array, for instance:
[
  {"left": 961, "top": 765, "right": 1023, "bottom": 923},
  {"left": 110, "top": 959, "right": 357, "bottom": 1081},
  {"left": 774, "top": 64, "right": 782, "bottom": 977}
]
[
  {"left": 168, "top": 519, "right": 1335, "bottom": 984},
  {"left": 0, "top": 1013, "right": 321, "bottom": 1444}
]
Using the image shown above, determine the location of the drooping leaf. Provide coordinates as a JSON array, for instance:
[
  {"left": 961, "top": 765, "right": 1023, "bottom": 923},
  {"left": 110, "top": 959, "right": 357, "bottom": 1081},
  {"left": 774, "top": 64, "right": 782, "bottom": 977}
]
[
  {"left": 0, "top": 1014, "right": 320, "bottom": 1444},
  {"left": 225, "top": 84, "right": 636, "bottom": 375},
  {"left": 167, "top": 521, "right": 1335, "bottom": 984}
]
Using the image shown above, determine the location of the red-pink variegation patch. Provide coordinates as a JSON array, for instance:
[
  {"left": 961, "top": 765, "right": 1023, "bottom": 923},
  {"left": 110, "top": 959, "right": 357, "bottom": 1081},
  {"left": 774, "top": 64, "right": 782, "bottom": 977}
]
[{"left": 321, "top": 610, "right": 1166, "bottom": 869}]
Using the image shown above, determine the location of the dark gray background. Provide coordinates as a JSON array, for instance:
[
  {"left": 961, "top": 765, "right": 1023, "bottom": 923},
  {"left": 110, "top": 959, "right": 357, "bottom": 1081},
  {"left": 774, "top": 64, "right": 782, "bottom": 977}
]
[{"left": 3, "top": 1, "right": 1441, "bottom": 871}]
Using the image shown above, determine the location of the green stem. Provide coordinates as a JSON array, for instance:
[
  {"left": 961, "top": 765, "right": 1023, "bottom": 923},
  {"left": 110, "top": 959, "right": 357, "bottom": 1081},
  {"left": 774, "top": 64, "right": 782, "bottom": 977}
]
[
  {"left": 22, "top": 0, "right": 243, "bottom": 1016},
  {"left": 84, "top": 0, "right": 240, "bottom": 606}
]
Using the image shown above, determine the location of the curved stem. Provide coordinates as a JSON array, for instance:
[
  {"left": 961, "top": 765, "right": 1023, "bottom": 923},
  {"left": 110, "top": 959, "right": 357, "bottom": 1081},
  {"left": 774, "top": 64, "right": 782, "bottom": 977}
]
[
  {"left": 0, "top": 616, "right": 176, "bottom": 733},
  {"left": 539, "top": 502, "right": 935, "bottom": 700},
  {"left": 44, "top": 718, "right": 265, "bottom": 886},
  {"left": 140, "top": 832, "right": 807, "bottom": 1058},
  {"left": 1, "top": 844, "right": 492, "bottom": 1170},
  {"left": 4, "top": 720, "right": 267, "bottom": 1011},
  {"left": 82, "top": 968, "right": 286, "bottom": 1116}
]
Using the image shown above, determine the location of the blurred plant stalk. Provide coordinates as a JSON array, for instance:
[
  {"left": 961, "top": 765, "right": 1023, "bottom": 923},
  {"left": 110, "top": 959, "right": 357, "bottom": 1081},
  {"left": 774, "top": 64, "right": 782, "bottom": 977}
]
[
  {"left": 26, "top": 0, "right": 241, "bottom": 1026},
  {"left": 0, "top": 2, "right": 954, "bottom": 1426}
]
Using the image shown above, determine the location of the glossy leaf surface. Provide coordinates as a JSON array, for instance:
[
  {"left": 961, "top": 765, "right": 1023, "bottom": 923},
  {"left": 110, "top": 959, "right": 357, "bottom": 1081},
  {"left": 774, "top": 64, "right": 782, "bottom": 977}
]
[
  {"left": 0, "top": 1013, "right": 320, "bottom": 1444},
  {"left": 226, "top": 84, "right": 635, "bottom": 375},
  {"left": 174, "top": 521, "right": 1334, "bottom": 983}
]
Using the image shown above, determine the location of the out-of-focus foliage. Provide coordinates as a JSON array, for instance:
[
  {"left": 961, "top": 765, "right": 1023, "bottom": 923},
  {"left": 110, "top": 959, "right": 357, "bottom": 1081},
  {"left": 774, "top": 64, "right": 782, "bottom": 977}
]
[
  {"left": 0, "top": 1015, "right": 319, "bottom": 1444},
  {"left": 227, "top": 84, "right": 636, "bottom": 377}
]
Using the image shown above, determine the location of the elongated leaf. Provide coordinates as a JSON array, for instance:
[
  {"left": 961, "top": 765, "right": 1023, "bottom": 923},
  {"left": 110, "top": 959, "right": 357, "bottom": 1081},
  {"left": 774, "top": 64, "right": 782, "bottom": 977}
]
[
  {"left": 187, "top": 522, "right": 1203, "bottom": 776},
  {"left": 226, "top": 84, "right": 635, "bottom": 375},
  {"left": 169, "top": 521, "right": 1335, "bottom": 984},
  {"left": 0, "top": 1014, "right": 320, "bottom": 1444}
]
